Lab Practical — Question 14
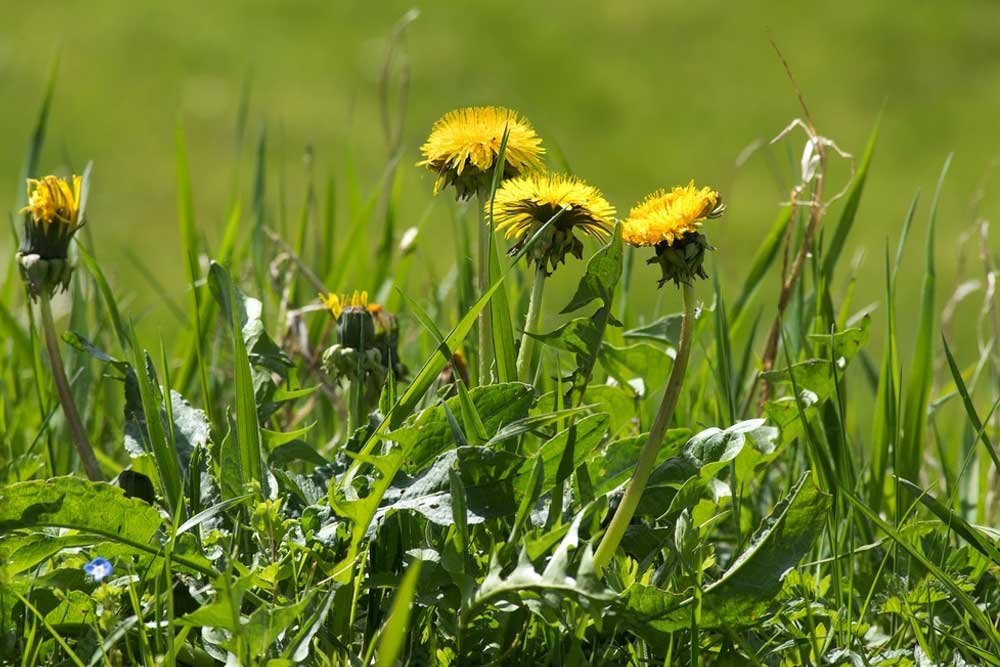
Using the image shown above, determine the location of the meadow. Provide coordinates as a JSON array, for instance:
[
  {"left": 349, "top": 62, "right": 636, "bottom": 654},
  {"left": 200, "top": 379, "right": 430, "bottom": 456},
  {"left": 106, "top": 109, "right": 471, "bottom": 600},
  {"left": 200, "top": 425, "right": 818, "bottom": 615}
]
[{"left": 2, "top": 4, "right": 1000, "bottom": 666}]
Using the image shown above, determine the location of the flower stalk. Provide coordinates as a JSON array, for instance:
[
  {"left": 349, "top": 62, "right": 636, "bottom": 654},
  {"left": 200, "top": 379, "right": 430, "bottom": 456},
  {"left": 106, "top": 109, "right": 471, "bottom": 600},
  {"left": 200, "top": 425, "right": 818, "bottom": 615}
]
[
  {"left": 516, "top": 265, "right": 547, "bottom": 382},
  {"left": 38, "top": 290, "right": 102, "bottom": 481},
  {"left": 593, "top": 281, "right": 696, "bottom": 571}
]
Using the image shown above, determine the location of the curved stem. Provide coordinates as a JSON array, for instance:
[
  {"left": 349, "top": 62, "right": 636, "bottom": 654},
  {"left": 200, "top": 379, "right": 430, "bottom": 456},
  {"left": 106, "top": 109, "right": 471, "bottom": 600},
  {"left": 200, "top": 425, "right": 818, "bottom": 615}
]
[
  {"left": 593, "top": 282, "right": 696, "bottom": 571},
  {"left": 516, "top": 266, "right": 547, "bottom": 382},
  {"left": 38, "top": 291, "right": 102, "bottom": 481}
]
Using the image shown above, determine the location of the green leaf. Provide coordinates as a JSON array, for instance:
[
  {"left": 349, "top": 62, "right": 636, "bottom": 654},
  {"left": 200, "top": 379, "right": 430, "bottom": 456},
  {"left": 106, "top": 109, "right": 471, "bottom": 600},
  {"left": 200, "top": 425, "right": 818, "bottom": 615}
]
[
  {"left": 374, "top": 559, "right": 423, "bottom": 667},
  {"left": 562, "top": 224, "right": 623, "bottom": 313},
  {"left": 599, "top": 342, "right": 672, "bottom": 391},
  {"left": 0, "top": 534, "right": 96, "bottom": 580},
  {"left": 388, "top": 382, "right": 533, "bottom": 473},
  {"left": 378, "top": 447, "right": 523, "bottom": 527},
  {"left": 762, "top": 317, "right": 870, "bottom": 443},
  {"left": 469, "top": 506, "right": 614, "bottom": 622},
  {"left": 623, "top": 313, "right": 683, "bottom": 346},
  {"left": 0, "top": 478, "right": 163, "bottom": 555},
  {"left": 589, "top": 429, "right": 691, "bottom": 497},
  {"left": 514, "top": 413, "right": 609, "bottom": 496},
  {"left": 62, "top": 331, "right": 128, "bottom": 372},
  {"left": 131, "top": 345, "right": 184, "bottom": 518},
  {"left": 624, "top": 472, "right": 830, "bottom": 635},
  {"left": 209, "top": 263, "right": 266, "bottom": 497}
]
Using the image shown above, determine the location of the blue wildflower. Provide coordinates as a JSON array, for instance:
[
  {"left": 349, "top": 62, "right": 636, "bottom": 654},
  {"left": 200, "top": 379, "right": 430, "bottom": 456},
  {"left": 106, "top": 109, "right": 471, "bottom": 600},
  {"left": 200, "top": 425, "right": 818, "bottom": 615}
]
[{"left": 83, "top": 557, "right": 114, "bottom": 582}]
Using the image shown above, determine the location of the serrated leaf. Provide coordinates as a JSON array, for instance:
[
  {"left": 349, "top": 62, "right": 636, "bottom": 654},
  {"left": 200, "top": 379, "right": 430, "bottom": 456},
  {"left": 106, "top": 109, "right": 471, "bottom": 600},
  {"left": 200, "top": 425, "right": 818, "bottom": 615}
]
[{"left": 623, "top": 472, "right": 830, "bottom": 635}]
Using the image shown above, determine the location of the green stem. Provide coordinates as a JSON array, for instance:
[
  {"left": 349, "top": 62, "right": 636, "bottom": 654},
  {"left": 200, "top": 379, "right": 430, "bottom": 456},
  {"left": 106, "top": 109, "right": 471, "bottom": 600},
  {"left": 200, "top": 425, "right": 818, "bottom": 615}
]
[
  {"left": 593, "top": 282, "right": 696, "bottom": 571},
  {"left": 516, "top": 266, "right": 547, "bottom": 382},
  {"left": 477, "top": 191, "right": 493, "bottom": 385},
  {"left": 38, "top": 291, "right": 102, "bottom": 481}
]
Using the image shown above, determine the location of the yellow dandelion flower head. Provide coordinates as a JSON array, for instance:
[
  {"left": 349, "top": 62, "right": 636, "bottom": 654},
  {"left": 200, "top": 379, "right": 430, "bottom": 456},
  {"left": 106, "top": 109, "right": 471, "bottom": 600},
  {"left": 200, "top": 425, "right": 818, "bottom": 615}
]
[
  {"left": 492, "top": 172, "right": 615, "bottom": 241},
  {"left": 491, "top": 172, "right": 615, "bottom": 273},
  {"left": 21, "top": 175, "right": 83, "bottom": 229},
  {"left": 418, "top": 106, "right": 545, "bottom": 198},
  {"left": 622, "top": 181, "right": 724, "bottom": 247},
  {"left": 320, "top": 290, "right": 368, "bottom": 320}
]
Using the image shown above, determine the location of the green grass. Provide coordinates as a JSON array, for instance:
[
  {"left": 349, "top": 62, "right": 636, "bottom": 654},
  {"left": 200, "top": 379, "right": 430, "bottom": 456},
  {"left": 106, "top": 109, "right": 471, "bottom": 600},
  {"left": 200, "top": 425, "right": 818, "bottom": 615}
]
[{"left": 3, "top": 6, "right": 1000, "bottom": 666}]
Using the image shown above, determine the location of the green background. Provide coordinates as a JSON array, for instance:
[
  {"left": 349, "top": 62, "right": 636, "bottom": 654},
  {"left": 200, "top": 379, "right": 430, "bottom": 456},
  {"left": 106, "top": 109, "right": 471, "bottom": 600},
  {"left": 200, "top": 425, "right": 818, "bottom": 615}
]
[{"left": 2, "top": 1, "right": 998, "bottom": 339}]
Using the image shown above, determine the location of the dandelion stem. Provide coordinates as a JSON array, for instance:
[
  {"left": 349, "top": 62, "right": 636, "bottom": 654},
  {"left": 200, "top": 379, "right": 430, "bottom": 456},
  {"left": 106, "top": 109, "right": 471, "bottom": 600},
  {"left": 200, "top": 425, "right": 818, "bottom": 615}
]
[
  {"left": 516, "top": 266, "right": 546, "bottom": 382},
  {"left": 593, "top": 281, "right": 696, "bottom": 571},
  {"left": 477, "top": 190, "right": 494, "bottom": 385},
  {"left": 38, "top": 291, "right": 102, "bottom": 481}
]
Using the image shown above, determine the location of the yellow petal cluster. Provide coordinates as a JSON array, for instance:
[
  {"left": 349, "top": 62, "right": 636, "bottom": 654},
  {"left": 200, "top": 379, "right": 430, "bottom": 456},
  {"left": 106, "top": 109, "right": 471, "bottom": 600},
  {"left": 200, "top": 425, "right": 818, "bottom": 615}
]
[
  {"left": 418, "top": 106, "right": 544, "bottom": 196},
  {"left": 320, "top": 290, "right": 368, "bottom": 320},
  {"left": 21, "top": 175, "right": 83, "bottom": 229},
  {"left": 621, "top": 181, "right": 722, "bottom": 247},
  {"left": 491, "top": 173, "right": 615, "bottom": 242}
]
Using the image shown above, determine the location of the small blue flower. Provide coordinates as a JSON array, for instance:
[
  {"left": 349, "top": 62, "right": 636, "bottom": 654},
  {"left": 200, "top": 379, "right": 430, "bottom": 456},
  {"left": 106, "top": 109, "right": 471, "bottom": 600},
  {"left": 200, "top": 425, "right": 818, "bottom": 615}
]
[{"left": 83, "top": 557, "right": 114, "bottom": 582}]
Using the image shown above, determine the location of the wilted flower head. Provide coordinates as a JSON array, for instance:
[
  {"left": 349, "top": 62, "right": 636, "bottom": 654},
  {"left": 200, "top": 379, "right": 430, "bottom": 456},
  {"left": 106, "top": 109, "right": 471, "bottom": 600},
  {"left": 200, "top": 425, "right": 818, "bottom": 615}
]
[
  {"left": 17, "top": 174, "right": 88, "bottom": 297},
  {"left": 321, "top": 291, "right": 375, "bottom": 350},
  {"left": 622, "top": 181, "right": 725, "bottom": 287},
  {"left": 418, "top": 106, "right": 544, "bottom": 199},
  {"left": 83, "top": 556, "right": 114, "bottom": 582},
  {"left": 492, "top": 173, "right": 615, "bottom": 274}
]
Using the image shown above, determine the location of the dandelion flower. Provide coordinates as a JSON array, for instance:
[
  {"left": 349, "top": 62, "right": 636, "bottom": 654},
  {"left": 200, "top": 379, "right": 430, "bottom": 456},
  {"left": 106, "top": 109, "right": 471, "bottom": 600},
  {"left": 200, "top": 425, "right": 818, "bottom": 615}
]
[
  {"left": 492, "top": 173, "right": 615, "bottom": 273},
  {"left": 83, "top": 556, "right": 114, "bottom": 582},
  {"left": 621, "top": 181, "right": 723, "bottom": 247},
  {"left": 622, "top": 181, "right": 725, "bottom": 287},
  {"left": 418, "top": 106, "right": 545, "bottom": 199}
]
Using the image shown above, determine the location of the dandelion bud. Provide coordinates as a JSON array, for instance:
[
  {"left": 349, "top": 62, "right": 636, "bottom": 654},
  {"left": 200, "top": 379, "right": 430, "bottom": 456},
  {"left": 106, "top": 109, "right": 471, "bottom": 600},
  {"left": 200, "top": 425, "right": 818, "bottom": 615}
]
[
  {"left": 16, "top": 174, "right": 86, "bottom": 298},
  {"left": 320, "top": 291, "right": 375, "bottom": 351}
]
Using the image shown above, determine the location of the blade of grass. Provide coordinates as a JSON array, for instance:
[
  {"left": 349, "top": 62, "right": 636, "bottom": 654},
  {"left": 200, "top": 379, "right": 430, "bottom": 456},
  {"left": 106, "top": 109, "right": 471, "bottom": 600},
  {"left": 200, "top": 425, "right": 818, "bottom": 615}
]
[
  {"left": 899, "top": 155, "right": 950, "bottom": 483},
  {"left": 731, "top": 204, "right": 793, "bottom": 325},
  {"left": 941, "top": 335, "right": 1000, "bottom": 475},
  {"left": 821, "top": 115, "right": 880, "bottom": 280},
  {"left": 371, "top": 559, "right": 423, "bottom": 667}
]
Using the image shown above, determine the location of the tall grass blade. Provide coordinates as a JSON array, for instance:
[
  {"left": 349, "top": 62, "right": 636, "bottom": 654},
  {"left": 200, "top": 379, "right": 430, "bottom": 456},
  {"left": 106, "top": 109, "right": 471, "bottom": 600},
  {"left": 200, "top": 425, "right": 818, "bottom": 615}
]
[{"left": 899, "top": 155, "right": 950, "bottom": 483}]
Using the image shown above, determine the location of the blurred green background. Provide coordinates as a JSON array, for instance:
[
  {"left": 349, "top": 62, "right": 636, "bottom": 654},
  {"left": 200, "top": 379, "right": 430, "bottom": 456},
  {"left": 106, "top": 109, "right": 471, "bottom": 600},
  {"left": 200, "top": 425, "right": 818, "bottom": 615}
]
[{"left": 2, "top": 0, "right": 998, "bottom": 342}]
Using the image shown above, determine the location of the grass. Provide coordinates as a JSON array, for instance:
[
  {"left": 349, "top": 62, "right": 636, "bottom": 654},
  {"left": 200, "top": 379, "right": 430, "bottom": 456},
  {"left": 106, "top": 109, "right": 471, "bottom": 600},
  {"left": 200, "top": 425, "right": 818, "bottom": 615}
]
[{"left": 2, "top": 9, "right": 1000, "bottom": 667}]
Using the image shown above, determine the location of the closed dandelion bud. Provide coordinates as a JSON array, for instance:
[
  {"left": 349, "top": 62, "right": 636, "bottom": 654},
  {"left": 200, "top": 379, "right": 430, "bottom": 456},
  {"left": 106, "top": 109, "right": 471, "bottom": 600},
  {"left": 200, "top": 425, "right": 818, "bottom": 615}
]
[
  {"left": 418, "top": 106, "right": 545, "bottom": 200},
  {"left": 492, "top": 173, "right": 615, "bottom": 274},
  {"left": 622, "top": 181, "right": 725, "bottom": 287},
  {"left": 320, "top": 291, "right": 374, "bottom": 351},
  {"left": 16, "top": 174, "right": 87, "bottom": 298}
]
